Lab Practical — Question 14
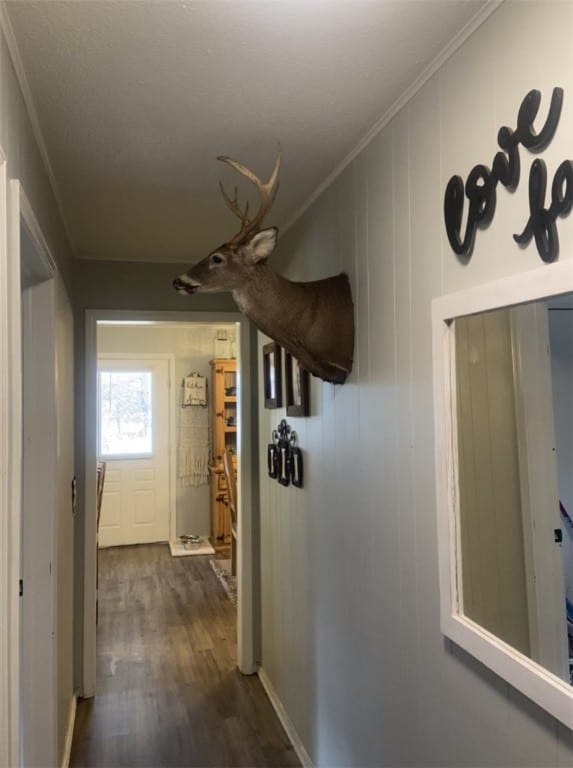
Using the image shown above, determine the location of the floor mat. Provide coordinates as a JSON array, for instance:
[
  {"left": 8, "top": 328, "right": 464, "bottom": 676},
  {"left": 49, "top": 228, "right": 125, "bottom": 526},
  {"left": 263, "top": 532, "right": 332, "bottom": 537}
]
[{"left": 169, "top": 537, "right": 214, "bottom": 557}]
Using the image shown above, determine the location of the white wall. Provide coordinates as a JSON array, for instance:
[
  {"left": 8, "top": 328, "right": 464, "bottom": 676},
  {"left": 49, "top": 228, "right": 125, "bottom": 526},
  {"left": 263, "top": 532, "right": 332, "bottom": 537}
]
[
  {"left": 259, "top": 2, "right": 573, "bottom": 765},
  {"left": 98, "top": 322, "right": 236, "bottom": 537},
  {"left": 549, "top": 308, "right": 573, "bottom": 603},
  {"left": 0, "top": 10, "right": 76, "bottom": 766}
]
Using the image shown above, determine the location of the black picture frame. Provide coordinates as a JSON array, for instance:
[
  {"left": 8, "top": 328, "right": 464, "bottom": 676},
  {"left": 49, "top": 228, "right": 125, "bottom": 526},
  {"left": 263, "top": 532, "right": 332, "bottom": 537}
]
[
  {"left": 285, "top": 352, "right": 309, "bottom": 417},
  {"left": 263, "top": 342, "right": 282, "bottom": 408}
]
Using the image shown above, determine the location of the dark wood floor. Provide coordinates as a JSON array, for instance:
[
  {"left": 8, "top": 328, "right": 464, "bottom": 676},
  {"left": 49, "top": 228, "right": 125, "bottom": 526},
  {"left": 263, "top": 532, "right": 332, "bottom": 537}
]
[{"left": 70, "top": 543, "right": 299, "bottom": 768}]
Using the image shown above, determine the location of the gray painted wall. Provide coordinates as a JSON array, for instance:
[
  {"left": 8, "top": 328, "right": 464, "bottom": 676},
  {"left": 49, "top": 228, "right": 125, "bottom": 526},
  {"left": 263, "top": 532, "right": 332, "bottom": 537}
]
[
  {"left": 0, "top": 16, "right": 75, "bottom": 765},
  {"left": 258, "top": 2, "right": 573, "bottom": 765}
]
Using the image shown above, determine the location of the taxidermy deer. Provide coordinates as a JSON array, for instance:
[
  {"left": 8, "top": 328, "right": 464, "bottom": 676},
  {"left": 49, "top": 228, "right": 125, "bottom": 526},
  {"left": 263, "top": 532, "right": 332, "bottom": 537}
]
[{"left": 173, "top": 149, "right": 354, "bottom": 384}]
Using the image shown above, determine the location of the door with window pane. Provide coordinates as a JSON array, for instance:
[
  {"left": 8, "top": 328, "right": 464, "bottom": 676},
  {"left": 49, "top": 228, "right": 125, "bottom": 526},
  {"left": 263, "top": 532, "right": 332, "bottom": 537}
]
[{"left": 97, "top": 357, "right": 170, "bottom": 547}]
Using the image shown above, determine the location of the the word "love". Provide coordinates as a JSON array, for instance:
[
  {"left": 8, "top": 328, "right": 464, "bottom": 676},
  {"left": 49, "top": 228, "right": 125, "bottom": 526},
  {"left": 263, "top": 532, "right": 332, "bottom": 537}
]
[{"left": 444, "top": 87, "right": 572, "bottom": 263}]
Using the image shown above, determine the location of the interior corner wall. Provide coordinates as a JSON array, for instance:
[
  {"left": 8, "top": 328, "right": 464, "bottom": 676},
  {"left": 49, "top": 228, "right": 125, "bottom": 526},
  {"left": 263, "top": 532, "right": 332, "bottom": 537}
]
[
  {"left": 258, "top": 2, "right": 573, "bottom": 766},
  {"left": 1, "top": 17, "right": 76, "bottom": 767}
]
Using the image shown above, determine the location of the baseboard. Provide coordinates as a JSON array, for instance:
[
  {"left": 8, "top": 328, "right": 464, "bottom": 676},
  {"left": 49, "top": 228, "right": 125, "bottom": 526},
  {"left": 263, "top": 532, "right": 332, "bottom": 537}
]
[
  {"left": 60, "top": 694, "right": 77, "bottom": 768},
  {"left": 258, "top": 667, "right": 314, "bottom": 768}
]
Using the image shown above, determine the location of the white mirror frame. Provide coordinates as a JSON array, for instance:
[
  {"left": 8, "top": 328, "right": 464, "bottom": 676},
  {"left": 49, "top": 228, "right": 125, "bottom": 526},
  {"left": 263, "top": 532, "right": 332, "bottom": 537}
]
[{"left": 432, "top": 260, "right": 573, "bottom": 729}]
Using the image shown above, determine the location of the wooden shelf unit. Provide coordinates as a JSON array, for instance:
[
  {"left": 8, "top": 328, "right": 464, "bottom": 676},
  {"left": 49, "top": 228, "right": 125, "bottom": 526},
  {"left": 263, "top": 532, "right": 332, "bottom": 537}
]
[{"left": 209, "top": 358, "right": 238, "bottom": 547}]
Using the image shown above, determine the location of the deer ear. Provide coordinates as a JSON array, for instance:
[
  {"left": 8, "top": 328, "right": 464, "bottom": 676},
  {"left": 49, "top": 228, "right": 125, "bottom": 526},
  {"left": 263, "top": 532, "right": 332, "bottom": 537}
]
[{"left": 245, "top": 227, "right": 278, "bottom": 264}]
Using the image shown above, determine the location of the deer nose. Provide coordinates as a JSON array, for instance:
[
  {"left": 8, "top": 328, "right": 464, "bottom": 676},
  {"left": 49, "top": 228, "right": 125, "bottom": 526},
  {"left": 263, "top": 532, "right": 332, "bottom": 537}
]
[{"left": 173, "top": 275, "right": 198, "bottom": 295}]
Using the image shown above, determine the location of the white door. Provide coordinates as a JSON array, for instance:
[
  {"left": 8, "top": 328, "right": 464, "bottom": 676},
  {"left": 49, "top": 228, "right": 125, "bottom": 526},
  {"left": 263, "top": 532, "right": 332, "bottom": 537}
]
[{"left": 97, "top": 357, "right": 171, "bottom": 547}]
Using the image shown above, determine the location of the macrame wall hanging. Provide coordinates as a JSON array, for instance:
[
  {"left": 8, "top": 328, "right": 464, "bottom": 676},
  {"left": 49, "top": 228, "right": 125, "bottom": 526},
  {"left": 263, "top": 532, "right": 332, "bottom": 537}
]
[{"left": 179, "top": 372, "right": 210, "bottom": 487}]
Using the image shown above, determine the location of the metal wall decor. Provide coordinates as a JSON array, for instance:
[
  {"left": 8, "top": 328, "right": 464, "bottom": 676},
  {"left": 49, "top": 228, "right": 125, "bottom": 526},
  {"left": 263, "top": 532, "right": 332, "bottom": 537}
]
[
  {"left": 267, "top": 419, "right": 303, "bottom": 489},
  {"left": 444, "top": 87, "right": 573, "bottom": 264},
  {"left": 263, "top": 341, "right": 282, "bottom": 409}
]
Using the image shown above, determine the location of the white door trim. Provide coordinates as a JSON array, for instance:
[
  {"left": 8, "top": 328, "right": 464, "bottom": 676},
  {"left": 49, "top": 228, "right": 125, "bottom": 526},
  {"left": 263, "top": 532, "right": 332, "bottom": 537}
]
[
  {"left": 96, "top": 352, "right": 176, "bottom": 544},
  {"left": 0, "top": 146, "right": 11, "bottom": 768},
  {"left": 1, "top": 177, "right": 58, "bottom": 766},
  {"left": 82, "top": 310, "right": 257, "bottom": 698}
]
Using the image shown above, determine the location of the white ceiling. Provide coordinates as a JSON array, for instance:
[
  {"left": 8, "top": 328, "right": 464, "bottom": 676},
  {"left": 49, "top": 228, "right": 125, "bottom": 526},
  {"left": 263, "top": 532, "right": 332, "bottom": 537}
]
[{"left": 6, "top": 0, "right": 489, "bottom": 264}]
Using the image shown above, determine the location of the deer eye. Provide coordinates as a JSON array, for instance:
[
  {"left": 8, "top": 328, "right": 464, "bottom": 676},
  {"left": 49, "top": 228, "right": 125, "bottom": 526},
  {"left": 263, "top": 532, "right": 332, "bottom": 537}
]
[{"left": 211, "top": 254, "right": 224, "bottom": 265}]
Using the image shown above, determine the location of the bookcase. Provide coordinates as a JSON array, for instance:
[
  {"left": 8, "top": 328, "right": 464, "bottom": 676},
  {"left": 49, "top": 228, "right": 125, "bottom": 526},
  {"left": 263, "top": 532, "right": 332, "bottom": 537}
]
[{"left": 208, "top": 359, "right": 237, "bottom": 546}]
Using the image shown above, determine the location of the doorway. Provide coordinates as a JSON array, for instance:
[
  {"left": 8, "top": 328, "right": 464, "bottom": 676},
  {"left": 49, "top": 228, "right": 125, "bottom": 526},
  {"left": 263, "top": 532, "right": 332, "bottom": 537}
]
[{"left": 82, "top": 311, "right": 257, "bottom": 699}]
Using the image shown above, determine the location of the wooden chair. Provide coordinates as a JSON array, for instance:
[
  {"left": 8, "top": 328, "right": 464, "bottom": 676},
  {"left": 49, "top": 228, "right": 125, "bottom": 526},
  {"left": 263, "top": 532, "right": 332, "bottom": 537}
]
[
  {"left": 222, "top": 450, "right": 238, "bottom": 577},
  {"left": 96, "top": 461, "right": 106, "bottom": 624},
  {"left": 96, "top": 460, "right": 107, "bottom": 531}
]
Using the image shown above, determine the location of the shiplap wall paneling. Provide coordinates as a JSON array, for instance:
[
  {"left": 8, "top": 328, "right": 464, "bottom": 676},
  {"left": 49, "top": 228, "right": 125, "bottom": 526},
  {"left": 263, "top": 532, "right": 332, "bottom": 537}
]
[
  {"left": 258, "top": 1, "right": 573, "bottom": 766},
  {"left": 408, "top": 77, "right": 455, "bottom": 764},
  {"left": 365, "top": 121, "right": 403, "bottom": 761}
]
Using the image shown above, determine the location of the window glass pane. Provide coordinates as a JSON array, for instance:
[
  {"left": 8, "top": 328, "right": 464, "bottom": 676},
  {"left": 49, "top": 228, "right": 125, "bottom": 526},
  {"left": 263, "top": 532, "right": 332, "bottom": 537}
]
[{"left": 99, "top": 370, "right": 152, "bottom": 456}]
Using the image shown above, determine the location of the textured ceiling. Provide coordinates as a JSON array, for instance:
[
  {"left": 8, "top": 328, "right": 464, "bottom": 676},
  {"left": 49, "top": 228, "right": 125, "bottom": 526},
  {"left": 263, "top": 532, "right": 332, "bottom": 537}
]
[{"left": 6, "top": 0, "right": 488, "bottom": 263}]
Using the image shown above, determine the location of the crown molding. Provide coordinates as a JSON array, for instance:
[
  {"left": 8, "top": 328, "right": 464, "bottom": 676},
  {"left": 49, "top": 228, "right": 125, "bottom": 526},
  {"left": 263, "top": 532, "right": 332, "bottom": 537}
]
[
  {"left": 283, "top": 0, "right": 505, "bottom": 235},
  {"left": 0, "top": 1, "right": 76, "bottom": 254}
]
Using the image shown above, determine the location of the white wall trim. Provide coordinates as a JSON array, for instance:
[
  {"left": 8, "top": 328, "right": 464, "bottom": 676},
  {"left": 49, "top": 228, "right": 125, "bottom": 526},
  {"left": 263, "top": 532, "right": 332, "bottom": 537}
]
[
  {"left": 60, "top": 694, "right": 76, "bottom": 768},
  {"left": 0, "top": 2, "right": 76, "bottom": 253},
  {"left": 18, "top": 180, "right": 59, "bottom": 767},
  {"left": 82, "top": 309, "right": 257, "bottom": 696},
  {"left": 283, "top": 0, "right": 504, "bottom": 234},
  {"left": 0, "top": 146, "right": 11, "bottom": 768},
  {"left": 258, "top": 667, "right": 313, "bottom": 768},
  {"left": 19, "top": 186, "right": 57, "bottom": 277},
  {"left": 1, "top": 178, "right": 58, "bottom": 766},
  {"left": 6, "top": 177, "right": 23, "bottom": 768}
]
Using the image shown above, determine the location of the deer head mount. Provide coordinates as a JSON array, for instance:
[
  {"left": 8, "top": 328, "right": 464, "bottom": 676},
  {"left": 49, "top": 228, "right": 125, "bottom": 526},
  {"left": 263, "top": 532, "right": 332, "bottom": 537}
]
[{"left": 173, "top": 149, "right": 354, "bottom": 384}]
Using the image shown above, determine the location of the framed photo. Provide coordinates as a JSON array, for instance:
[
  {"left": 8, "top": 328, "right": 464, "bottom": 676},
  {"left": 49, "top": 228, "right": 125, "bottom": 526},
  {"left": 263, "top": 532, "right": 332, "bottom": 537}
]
[
  {"left": 263, "top": 341, "right": 282, "bottom": 408},
  {"left": 285, "top": 353, "right": 309, "bottom": 417}
]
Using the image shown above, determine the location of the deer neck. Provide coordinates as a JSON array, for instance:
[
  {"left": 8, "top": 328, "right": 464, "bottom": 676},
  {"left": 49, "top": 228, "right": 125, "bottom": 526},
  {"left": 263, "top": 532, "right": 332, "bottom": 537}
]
[{"left": 233, "top": 266, "right": 305, "bottom": 344}]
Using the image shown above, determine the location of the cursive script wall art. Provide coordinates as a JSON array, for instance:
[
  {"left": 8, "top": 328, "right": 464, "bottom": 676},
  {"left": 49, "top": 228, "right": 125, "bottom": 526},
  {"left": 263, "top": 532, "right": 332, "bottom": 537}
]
[{"left": 444, "top": 87, "right": 573, "bottom": 264}]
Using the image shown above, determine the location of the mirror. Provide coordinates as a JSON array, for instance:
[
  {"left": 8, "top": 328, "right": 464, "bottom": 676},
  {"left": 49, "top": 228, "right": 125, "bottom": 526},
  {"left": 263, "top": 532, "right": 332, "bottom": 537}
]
[
  {"left": 454, "top": 296, "right": 572, "bottom": 686},
  {"left": 432, "top": 261, "right": 573, "bottom": 728}
]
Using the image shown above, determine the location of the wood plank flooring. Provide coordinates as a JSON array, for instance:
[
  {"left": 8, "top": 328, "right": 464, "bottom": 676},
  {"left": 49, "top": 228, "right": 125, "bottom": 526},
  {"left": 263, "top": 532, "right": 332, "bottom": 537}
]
[{"left": 70, "top": 544, "right": 300, "bottom": 767}]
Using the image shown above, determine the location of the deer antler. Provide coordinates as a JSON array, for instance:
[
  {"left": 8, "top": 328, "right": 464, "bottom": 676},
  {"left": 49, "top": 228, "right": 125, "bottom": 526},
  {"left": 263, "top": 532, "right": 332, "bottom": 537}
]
[
  {"left": 219, "top": 183, "right": 250, "bottom": 229},
  {"left": 217, "top": 146, "right": 281, "bottom": 244}
]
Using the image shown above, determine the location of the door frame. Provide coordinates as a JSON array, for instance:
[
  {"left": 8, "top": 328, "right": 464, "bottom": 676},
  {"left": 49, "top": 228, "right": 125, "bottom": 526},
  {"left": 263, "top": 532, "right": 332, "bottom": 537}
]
[
  {"left": 1, "top": 175, "right": 58, "bottom": 767},
  {"left": 0, "top": 146, "right": 11, "bottom": 768},
  {"left": 83, "top": 310, "right": 257, "bottom": 697},
  {"left": 96, "top": 352, "right": 176, "bottom": 545}
]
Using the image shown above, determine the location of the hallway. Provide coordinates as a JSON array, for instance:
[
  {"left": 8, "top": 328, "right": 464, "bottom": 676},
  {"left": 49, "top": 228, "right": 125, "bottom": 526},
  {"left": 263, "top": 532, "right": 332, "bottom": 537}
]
[{"left": 70, "top": 544, "right": 299, "bottom": 767}]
